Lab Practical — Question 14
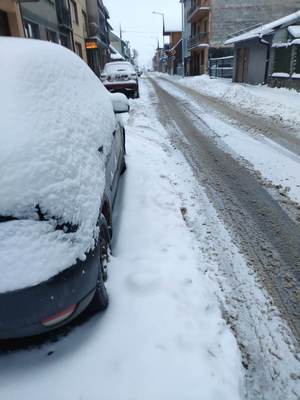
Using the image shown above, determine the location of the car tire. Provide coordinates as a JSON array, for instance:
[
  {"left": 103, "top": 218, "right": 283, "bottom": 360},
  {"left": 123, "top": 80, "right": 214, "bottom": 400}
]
[{"left": 89, "top": 214, "right": 110, "bottom": 312}]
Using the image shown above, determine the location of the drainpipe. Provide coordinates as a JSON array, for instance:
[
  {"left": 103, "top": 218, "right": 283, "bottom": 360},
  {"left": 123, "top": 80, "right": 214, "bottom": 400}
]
[{"left": 259, "top": 36, "right": 271, "bottom": 85}]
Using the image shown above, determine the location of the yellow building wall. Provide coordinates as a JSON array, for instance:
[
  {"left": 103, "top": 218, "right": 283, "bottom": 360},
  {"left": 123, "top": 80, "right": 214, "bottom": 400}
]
[
  {"left": 0, "top": 0, "right": 24, "bottom": 37},
  {"left": 72, "top": 0, "right": 88, "bottom": 63}
]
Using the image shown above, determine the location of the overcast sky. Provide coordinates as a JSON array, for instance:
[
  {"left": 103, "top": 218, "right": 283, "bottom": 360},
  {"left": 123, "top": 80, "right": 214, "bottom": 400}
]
[{"left": 104, "top": 0, "right": 182, "bottom": 67}]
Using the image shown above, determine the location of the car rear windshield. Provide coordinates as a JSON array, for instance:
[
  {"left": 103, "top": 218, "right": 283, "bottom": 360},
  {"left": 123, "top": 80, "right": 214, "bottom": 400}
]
[{"left": 104, "top": 63, "right": 135, "bottom": 75}]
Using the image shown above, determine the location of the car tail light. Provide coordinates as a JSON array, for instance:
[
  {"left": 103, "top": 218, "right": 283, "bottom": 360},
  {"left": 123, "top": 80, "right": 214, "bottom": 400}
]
[{"left": 40, "top": 304, "right": 77, "bottom": 327}]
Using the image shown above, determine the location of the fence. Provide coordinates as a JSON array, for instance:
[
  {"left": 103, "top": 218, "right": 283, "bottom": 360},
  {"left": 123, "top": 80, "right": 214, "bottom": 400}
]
[{"left": 209, "top": 56, "right": 234, "bottom": 79}]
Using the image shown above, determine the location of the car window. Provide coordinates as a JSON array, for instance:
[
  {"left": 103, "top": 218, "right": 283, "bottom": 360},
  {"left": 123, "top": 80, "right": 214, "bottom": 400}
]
[{"left": 104, "top": 63, "right": 135, "bottom": 75}]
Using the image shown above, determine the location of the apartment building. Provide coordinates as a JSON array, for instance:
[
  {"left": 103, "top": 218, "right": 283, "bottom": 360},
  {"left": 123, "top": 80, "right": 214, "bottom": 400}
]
[
  {"left": 70, "top": 0, "right": 88, "bottom": 62},
  {"left": 164, "top": 28, "right": 182, "bottom": 75},
  {"left": 0, "top": 0, "right": 23, "bottom": 37},
  {"left": 86, "top": 0, "right": 111, "bottom": 76},
  {"left": 182, "top": 0, "right": 300, "bottom": 76}
]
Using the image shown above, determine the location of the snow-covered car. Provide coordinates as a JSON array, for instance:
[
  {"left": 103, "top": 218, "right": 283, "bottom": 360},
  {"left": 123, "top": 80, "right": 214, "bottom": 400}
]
[
  {"left": 101, "top": 61, "right": 140, "bottom": 99},
  {"left": 0, "top": 38, "right": 129, "bottom": 339}
]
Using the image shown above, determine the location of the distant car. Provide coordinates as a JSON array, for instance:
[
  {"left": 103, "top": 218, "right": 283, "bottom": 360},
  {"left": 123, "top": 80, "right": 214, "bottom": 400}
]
[
  {"left": 0, "top": 38, "right": 129, "bottom": 339},
  {"left": 101, "top": 61, "right": 140, "bottom": 99},
  {"left": 135, "top": 66, "right": 143, "bottom": 77}
]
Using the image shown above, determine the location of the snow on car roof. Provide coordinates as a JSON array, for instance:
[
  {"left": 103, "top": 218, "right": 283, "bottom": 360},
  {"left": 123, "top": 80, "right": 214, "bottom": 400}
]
[
  {"left": 225, "top": 11, "right": 300, "bottom": 45},
  {"left": 0, "top": 38, "right": 115, "bottom": 291}
]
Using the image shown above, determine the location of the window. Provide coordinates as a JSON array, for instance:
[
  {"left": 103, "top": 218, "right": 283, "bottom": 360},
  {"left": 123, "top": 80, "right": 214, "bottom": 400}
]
[
  {"left": 295, "top": 46, "right": 300, "bottom": 74},
  {"left": 200, "top": 50, "right": 205, "bottom": 65},
  {"left": 70, "top": 0, "right": 79, "bottom": 24},
  {"left": 75, "top": 42, "right": 83, "bottom": 58},
  {"left": 0, "top": 10, "right": 10, "bottom": 36},
  {"left": 46, "top": 29, "right": 58, "bottom": 43},
  {"left": 23, "top": 20, "right": 40, "bottom": 39},
  {"left": 60, "top": 34, "right": 70, "bottom": 49},
  {"left": 204, "top": 19, "right": 208, "bottom": 33},
  {"left": 273, "top": 47, "right": 292, "bottom": 74},
  {"left": 82, "top": 10, "right": 88, "bottom": 33}
]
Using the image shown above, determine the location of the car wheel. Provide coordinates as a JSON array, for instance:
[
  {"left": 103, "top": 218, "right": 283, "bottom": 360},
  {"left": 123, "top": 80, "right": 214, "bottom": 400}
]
[{"left": 89, "top": 214, "right": 110, "bottom": 312}]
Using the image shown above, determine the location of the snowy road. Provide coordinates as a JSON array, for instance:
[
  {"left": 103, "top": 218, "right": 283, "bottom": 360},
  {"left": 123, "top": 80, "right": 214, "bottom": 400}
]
[
  {"left": 146, "top": 75, "right": 300, "bottom": 399},
  {"left": 0, "top": 77, "right": 299, "bottom": 400}
]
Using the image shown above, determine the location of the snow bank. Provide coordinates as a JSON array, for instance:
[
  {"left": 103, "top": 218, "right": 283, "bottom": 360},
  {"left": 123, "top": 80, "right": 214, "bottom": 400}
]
[
  {"left": 0, "top": 38, "right": 115, "bottom": 291},
  {"left": 160, "top": 73, "right": 300, "bottom": 129}
]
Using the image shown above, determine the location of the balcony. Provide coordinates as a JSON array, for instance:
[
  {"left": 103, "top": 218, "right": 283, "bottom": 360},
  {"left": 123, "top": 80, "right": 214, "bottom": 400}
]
[
  {"left": 55, "top": 0, "right": 71, "bottom": 30},
  {"left": 187, "top": 0, "right": 210, "bottom": 23},
  {"left": 188, "top": 32, "right": 209, "bottom": 50}
]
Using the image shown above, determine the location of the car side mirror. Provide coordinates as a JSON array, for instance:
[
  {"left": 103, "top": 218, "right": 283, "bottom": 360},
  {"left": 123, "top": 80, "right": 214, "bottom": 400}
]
[{"left": 111, "top": 93, "right": 130, "bottom": 114}]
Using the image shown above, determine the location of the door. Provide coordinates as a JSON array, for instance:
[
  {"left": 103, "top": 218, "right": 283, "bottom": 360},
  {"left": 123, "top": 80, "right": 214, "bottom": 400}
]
[
  {"left": 236, "top": 48, "right": 249, "bottom": 83},
  {"left": 0, "top": 11, "right": 10, "bottom": 36}
]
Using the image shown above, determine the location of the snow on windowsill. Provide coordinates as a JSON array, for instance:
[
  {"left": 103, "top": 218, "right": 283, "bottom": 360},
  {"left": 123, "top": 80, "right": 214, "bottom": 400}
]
[{"left": 272, "top": 72, "right": 290, "bottom": 78}]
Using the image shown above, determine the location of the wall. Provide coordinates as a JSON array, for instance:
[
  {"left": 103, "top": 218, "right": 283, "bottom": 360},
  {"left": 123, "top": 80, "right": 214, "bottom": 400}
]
[
  {"left": 0, "top": 0, "right": 24, "bottom": 36},
  {"left": 234, "top": 38, "right": 268, "bottom": 84},
  {"left": 72, "top": 0, "right": 88, "bottom": 62},
  {"left": 211, "top": 0, "right": 300, "bottom": 47},
  {"left": 21, "top": 0, "right": 59, "bottom": 41},
  {"left": 182, "top": 0, "right": 192, "bottom": 69}
]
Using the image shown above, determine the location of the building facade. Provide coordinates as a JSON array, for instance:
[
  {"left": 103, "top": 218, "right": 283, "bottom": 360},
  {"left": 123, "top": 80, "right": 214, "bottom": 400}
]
[
  {"left": 70, "top": 0, "right": 88, "bottom": 62},
  {"left": 55, "top": 0, "right": 74, "bottom": 50},
  {"left": 109, "top": 31, "right": 131, "bottom": 62},
  {"left": 86, "top": 0, "right": 111, "bottom": 76},
  {"left": 20, "top": 0, "right": 60, "bottom": 42},
  {"left": 182, "top": 0, "right": 300, "bottom": 76},
  {"left": 164, "top": 29, "right": 182, "bottom": 75},
  {"left": 0, "top": 0, "right": 23, "bottom": 37},
  {"left": 226, "top": 11, "right": 300, "bottom": 91}
]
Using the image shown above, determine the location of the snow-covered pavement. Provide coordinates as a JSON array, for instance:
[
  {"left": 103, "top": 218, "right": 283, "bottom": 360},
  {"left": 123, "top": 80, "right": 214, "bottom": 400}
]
[{"left": 0, "top": 80, "right": 243, "bottom": 400}]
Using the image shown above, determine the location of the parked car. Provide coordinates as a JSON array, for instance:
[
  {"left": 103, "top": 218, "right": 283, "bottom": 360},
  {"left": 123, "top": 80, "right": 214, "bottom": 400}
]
[
  {"left": 101, "top": 61, "right": 140, "bottom": 99},
  {"left": 0, "top": 38, "right": 129, "bottom": 339}
]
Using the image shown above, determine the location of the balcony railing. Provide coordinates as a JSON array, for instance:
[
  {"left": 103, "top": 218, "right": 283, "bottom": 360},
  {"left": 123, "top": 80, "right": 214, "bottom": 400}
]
[
  {"left": 188, "top": 32, "right": 209, "bottom": 49},
  {"left": 187, "top": 0, "right": 210, "bottom": 22}
]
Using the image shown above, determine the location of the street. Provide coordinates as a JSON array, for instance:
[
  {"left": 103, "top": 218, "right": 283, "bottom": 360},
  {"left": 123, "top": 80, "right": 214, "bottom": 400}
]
[{"left": 0, "top": 75, "right": 299, "bottom": 400}]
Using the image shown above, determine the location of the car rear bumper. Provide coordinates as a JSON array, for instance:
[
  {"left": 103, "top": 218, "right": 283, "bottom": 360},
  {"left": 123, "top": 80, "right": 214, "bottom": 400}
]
[
  {"left": 104, "top": 82, "right": 138, "bottom": 93},
  {"left": 0, "top": 244, "right": 100, "bottom": 340}
]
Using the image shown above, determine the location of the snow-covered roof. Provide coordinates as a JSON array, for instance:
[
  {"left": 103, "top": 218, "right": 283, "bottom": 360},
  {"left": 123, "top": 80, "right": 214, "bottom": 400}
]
[
  {"left": 225, "top": 11, "right": 300, "bottom": 45},
  {"left": 0, "top": 38, "right": 116, "bottom": 292},
  {"left": 164, "top": 23, "right": 182, "bottom": 35},
  {"left": 288, "top": 25, "right": 300, "bottom": 38},
  {"left": 110, "top": 44, "right": 125, "bottom": 60}
]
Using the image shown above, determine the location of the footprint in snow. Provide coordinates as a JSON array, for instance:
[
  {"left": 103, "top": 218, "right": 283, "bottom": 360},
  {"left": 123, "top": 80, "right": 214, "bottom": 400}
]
[{"left": 126, "top": 271, "right": 161, "bottom": 295}]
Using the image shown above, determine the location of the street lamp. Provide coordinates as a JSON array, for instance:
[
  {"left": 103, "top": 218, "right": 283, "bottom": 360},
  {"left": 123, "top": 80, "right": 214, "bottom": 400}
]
[{"left": 152, "top": 11, "right": 165, "bottom": 49}]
